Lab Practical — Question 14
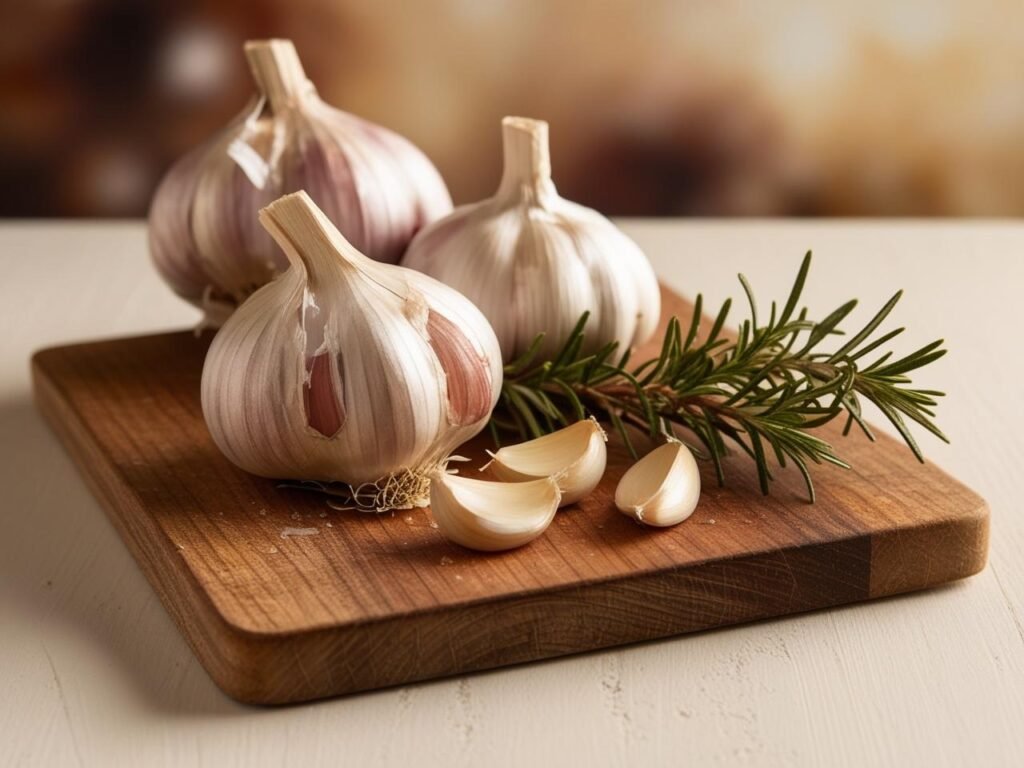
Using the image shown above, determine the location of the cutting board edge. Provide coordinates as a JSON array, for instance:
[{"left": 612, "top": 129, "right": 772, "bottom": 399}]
[
  {"left": 166, "top": 530, "right": 991, "bottom": 706},
  {"left": 32, "top": 352, "right": 250, "bottom": 697},
  {"left": 869, "top": 498, "right": 989, "bottom": 598}
]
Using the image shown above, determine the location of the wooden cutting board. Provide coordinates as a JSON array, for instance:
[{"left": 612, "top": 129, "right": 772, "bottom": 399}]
[{"left": 31, "top": 287, "right": 989, "bottom": 705}]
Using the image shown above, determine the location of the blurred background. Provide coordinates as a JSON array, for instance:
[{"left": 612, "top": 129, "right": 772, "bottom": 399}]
[{"left": 3, "top": 0, "right": 1024, "bottom": 218}]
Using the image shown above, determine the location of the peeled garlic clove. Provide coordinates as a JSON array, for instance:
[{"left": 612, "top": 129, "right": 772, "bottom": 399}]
[
  {"left": 486, "top": 419, "right": 607, "bottom": 507},
  {"left": 402, "top": 116, "right": 661, "bottom": 362},
  {"left": 149, "top": 38, "right": 452, "bottom": 325},
  {"left": 430, "top": 471, "right": 560, "bottom": 552},
  {"left": 201, "top": 191, "right": 502, "bottom": 512},
  {"left": 615, "top": 442, "right": 701, "bottom": 527}
]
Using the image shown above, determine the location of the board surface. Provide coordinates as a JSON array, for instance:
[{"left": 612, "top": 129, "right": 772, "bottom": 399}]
[{"left": 31, "top": 287, "right": 989, "bottom": 705}]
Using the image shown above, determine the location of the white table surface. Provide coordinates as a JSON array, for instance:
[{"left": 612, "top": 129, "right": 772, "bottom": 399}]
[{"left": 1, "top": 220, "right": 1022, "bottom": 767}]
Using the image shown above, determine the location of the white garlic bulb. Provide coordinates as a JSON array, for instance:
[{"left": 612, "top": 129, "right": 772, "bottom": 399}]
[
  {"left": 150, "top": 39, "right": 452, "bottom": 324},
  {"left": 615, "top": 441, "right": 701, "bottom": 527},
  {"left": 429, "top": 470, "right": 561, "bottom": 552},
  {"left": 201, "top": 191, "right": 502, "bottom": 511},
  {"left": 485, "top": 419, "right": 607, "bottom": 507},
  {"left": 402, "top": 116, "right": 661, "bottom": 362}
]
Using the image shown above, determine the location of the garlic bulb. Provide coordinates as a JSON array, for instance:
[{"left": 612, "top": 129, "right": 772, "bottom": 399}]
[
  {"left": 485, "top": 419, "right": 607, "bottom": 507},
  {"left": 402, "top": 116, "right": 661, "bottom": 362},
  {"left": 615, "top": 442, "right": 701, "bottom": 527},
  {"left": 150, "top": 39, "right": 452, "bottom": 324},
  {"left": 201, "top": 191, "right": 501, "bottom": 511},
  {"left": 429, "top": 470, "right": 561, "bottom": 551}
]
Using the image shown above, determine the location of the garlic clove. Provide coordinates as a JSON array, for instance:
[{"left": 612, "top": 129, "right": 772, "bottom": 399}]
[
  {"left": 615, "top": 442, "right": 701, "bottom": 527},
  {"left": 485, "top": 419, "right": 607, "bottom": 507},
  {"left": 429, "top": 471, "right": 561, "bottom": 552}
]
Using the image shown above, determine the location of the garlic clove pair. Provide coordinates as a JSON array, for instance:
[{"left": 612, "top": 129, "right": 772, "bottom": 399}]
[
  {"left": 429, "top": 471, "right": 561, "bottom": 552},
  {"left": 486, "top": 418, "right": 607, "bottom": 506},
  {"left": 428, "top": 419, "right": 604, "bottom": 551},
  {"left": 615, "top": 442, "right": 701, "bottom": 527}
]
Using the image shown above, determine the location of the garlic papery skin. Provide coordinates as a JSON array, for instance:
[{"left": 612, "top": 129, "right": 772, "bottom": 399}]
[
  {"left": 429, "top": 470, "right": 560, "bottom": 552},
  {"left": 615, "top": 442, "right": 701, "bottom": 527},
  {"left": 149, "top": 38, "right": 452, "bottom": 325},
  {"left": 200, "top": 191, "right": 501, "bottom": 511},
  {"left": 402, "top": 116, "right": 661, "bottom": 362},
  {"left": 485, "top": 419, "right": 607, "bottom": 507}
]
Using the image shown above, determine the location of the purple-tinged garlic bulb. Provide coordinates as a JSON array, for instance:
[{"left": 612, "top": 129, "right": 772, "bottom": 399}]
[
  {"left": 403, "top": 116, "right": 660, "bottom": 362},
  {"left": 201, "top": 191, "right": 501, "bottom": 511},
  {"left": 149, "top": 39, "right": 452, "bottom": 325}
]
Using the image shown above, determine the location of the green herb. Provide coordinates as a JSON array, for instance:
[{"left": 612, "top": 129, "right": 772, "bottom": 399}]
[{"left": 491, "top": 252, "right": 948, "bottom": 502}]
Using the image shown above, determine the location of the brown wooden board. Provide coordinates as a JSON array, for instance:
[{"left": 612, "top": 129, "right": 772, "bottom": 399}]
[{"left": 31, "top": 287, "right": 989, "bottom": 705}]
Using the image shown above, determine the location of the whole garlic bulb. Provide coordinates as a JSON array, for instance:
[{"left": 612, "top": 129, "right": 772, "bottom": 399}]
[
  {"left": 201, "top": 191, "right": 502, "bottom": 511},
  {"left": 402, "top": 116, "right": 661, "bottom": 361},
  {"left": 149, "top": 39, "right": 452, "bottom": 325}
]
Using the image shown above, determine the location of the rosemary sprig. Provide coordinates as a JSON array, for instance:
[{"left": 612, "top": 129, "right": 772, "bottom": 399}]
[{"left": 492, "top": 252, "right": 948, "bottom": 502}]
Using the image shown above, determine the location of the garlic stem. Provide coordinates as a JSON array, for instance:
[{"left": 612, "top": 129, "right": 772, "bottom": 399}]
[
  {"left": 258, "top": 191, "right": 363, "bottom": 286},
  {"left": 497, "top": 117, "right": 557, "bottom": 205},
  {"left": 244, "top": 39, "right": 312, "bottom": 112}
]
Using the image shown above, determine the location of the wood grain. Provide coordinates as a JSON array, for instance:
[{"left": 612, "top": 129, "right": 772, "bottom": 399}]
[{"left": 30, "top": 286, "right": 989, "bottom": 705}]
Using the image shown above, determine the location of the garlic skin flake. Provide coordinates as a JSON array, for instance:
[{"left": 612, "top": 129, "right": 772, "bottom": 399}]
[
  {"left": 150, "top": 39, "right": 451, "bottom": 324},
  {"left": 486, "top": 419, "right": 607, "bottom": 507},
  {"left": 201, "top": 191, "right": 501, "bottom": 511},
  {"left": 430, "top": 471, "right": 560, "bottom": 552},
  {"left": 402, "top": 116, "right": 661, "bottom": 362},
  {"left": 615, "top": 442, "right": 701, "bottom": 527}
]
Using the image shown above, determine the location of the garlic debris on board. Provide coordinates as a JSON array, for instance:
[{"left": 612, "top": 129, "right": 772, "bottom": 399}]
[
  {"left": 614, "top": 441, "right": 701, "bottom": 527},
  {"left": 485, "top": 419, "right": 607, "bottom": 507},
  {"left": 150, "top": 39, "right": 452, "bottom": 325},
  {"left": 200, "top": 191, "right": 501, "bottom": 511},
  {"left": 402, "top": 116, "right": 661, "bottom": 362},
  {"left": 429, "top": 470, "right": 561, "bottom": 552}
]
